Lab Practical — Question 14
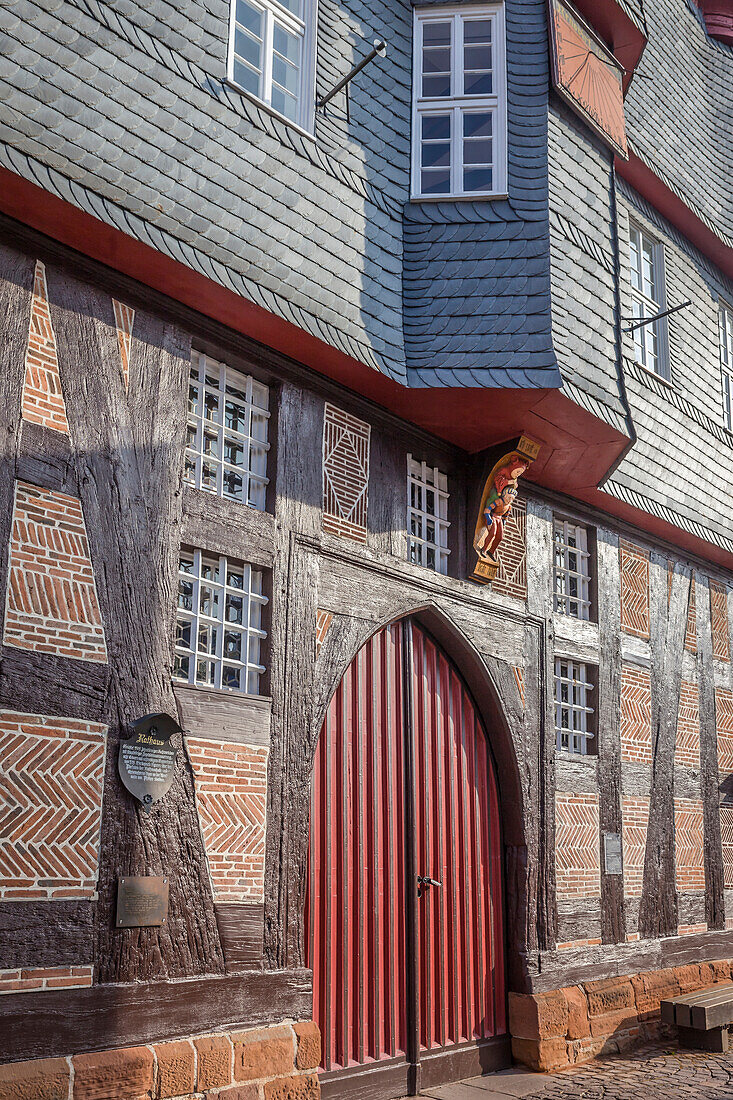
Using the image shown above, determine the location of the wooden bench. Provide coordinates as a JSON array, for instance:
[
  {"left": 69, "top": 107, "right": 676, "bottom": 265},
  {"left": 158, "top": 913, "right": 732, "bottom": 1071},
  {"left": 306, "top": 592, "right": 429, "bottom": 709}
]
[{"left": 661, "top": 983, "right": 733, "bottom": 1051}]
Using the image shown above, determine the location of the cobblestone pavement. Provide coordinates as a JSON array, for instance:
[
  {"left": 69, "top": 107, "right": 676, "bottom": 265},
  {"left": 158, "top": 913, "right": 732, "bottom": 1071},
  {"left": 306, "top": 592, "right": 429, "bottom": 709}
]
[{"left": 421, "top": 1045, "right": 733, "bottom": 1098}]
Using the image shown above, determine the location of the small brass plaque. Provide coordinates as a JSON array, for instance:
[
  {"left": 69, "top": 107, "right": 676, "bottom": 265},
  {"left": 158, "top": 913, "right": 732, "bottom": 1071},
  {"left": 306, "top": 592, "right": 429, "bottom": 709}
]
[{"left": 116, "top": 875, "right": 169, "bottom": 927}]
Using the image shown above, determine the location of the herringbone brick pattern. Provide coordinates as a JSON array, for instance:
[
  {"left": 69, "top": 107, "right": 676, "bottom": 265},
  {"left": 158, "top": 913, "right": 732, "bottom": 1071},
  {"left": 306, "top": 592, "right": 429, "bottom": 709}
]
[
  {"left": 711, "top": 581, "right": 730, "bottom": 662},
  {"left": 620, "top": 540, "right": 650, "bottom": 638},
  {"left": 717, "top": 688, "right": 733, "bottom": 776},
  {"left": 675, "top": 679, "right": 700, "bottom": 768},
  {"left": 492, "top": 496, "right": 527, "bottom": 600},
  {"left": 21, "top": 260, "right": 69, "bottom": 434},
  {"left": 322, "top": 404, "right": 370, "bottom": 543},
  {"left": 112, "top": 299, "right": 134, "bottom": 390},
  {"left": 622, "top": 796, "right": 649, "bottom": 897},
  {"left": 0, "top": 965, "right": 93, "bottom": 994},
  {"left": 685, "top": 575, "right": 697, "bottom": 653},
  {"left": 3, "top": 481, "right": 108, "bottom": 662},
  {"left": 620, "top": 665, "right": 652, "bottom": 764},
  {"left": 675, "top": 797, "right": 705, "bottom": 892},
  {"left": 513, "top": 666, "right": 525, "bottom": 708},
  {"left": 315, "top": 610, "right": 333, "bottom": 656},
  {"left": 187, "top": 737, "right": 269, "bottom": 901},
  {"left": 721, "top": 805, "right": 733, "bottom": 889},
  {"left": 555, "top": 792, "right": 600, "bottom": 898},
  {"left": 0, "top": 711, "right": 107, "bottom": 899}
]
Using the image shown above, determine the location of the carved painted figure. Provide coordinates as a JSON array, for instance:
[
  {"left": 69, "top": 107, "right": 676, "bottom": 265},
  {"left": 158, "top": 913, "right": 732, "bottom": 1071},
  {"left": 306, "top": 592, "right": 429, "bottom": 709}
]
[{"left": 473, "top": 455, "right": 528, "bottom": 563}]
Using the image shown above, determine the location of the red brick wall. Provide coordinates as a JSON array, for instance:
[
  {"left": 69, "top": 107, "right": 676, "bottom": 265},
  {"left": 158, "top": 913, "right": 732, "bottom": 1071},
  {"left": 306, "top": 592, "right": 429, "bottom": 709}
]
[
  {"left": 187, "top": 737, "right": 269, "bottom": 902},
  {"left": 0, "top": 711, "right": 106, "bottom": 900},
  {"left": 3, "top": 481, "right": 108, "bottom": 662},
  {"left": 620, "top": 665, "right": 651, "bottom": 764},
  {"left": 315, "top": 609, "right": 333, "bottom": 655},
  {"left": 675, "top": 679, "right": 700, "bottom": 768},
  {"left": 621, "top": 797, "right": 649, "bottom": 898},
  {"left": 684, "top": 575, "right": 697, "bottom": 653},
  {"left": 674, "top": 797, "right": 705, "bottom": 892},
  {"left": 619, "top": 540, "right": 650, "bottom": 639},
  {"left": 112, "top": 298, "right": 134, "bottom": 390},
  {"left": 555, "top": 793, "right": 600, "bottom": 898},
  {"left": 21, "top": 260, "right": 69, "bottom": 434},
  {"left": 717, "top": 687, "right": 733, "bottom": 775},
  {"left": 710, "top": 581, "right": 730, "bottom": 662},
  {"left": 492, "top": 496, "right": 527, "bottom": 600},
  {"left": 322, "top": 404, "right": 370, "bottom": 542},
  {"left": 0, "top": 965, "right": 93, "bottom": 995},
  {"left": 721, "top": 805, "right": 733, "bottom": 890}
]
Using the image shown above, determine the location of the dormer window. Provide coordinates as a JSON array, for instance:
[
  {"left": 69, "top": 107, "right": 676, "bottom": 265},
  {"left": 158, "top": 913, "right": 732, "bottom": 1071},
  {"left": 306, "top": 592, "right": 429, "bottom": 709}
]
[{"left": 411, "top": 5, "right": 507, "bottom": 200}]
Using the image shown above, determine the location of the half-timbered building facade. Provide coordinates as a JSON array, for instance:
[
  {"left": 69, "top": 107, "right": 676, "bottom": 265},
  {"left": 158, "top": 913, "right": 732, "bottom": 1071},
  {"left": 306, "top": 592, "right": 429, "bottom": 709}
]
[{"left": 1, "top": 0, "right": 733, "bottom": 1095}]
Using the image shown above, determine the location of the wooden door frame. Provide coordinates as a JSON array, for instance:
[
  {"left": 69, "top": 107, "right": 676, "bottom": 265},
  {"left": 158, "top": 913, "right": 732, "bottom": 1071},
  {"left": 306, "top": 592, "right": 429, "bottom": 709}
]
[{"left": 312, "top": 612, "right": 513, "bottom": 1097}]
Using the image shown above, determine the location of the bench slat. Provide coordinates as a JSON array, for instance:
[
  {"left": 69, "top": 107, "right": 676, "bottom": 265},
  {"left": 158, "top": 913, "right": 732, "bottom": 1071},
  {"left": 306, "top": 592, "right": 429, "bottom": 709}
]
[{"left": 660, "top": 983, "right": 733, "bottom": 1031}]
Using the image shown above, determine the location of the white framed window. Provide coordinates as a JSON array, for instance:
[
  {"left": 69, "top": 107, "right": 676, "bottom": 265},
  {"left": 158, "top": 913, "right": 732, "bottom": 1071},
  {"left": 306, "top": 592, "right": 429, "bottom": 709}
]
[
  {"left": 553, "top": 519, "right": 591, "bottom": 620},
  {"left": 227, "top": 0, "right": 316, "bottom": 130},
  {"left": 555, "top": 660, "right": 595, "bottom": 755},
  {"left": 407, "top": 456, "right": 450, "bottom": 573},
  {"left": 628, "top": 221, "right": 669, "bottom": 378},
  {"left": 411, "top": 4, "right": 507, "bottom": 200},
  {"left": 185, "top": 352, "right": 270, "bottom": 510},
  {"left": 720, "top": 302, "right": 733, "bottom": 432},
  {"left": 174, "top": 550, "right": 268, "bottom": 695}
]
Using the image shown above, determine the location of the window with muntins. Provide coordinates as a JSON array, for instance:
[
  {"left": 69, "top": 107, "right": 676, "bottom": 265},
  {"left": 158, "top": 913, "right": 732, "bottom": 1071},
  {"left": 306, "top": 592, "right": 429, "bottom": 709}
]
[
  {"left": 174, "top": 550, "right": 268, "bottom": 694},
  {"left": 407, "top": 456, "right": 450, "bottom": 573},
  {"left": 629, "top": 222, "right": 668, "bottom": 378},
  {"left": 227, "top": 0, "right": 314, "bottom": 128},
  {"left": 555, "top": 659, "right": 595, "bottom": 755},
  {"left": 553, "top": 519, "right": 591, "bottom": 619},
  {"left": 412, "top": 4, "right": 506, "bottom": 199},
  {"left": 185, "top": 352, "right": 270, "bottom": 510},
  {"left": 720, "top": 302, "right": 733, "bottom": 432}
]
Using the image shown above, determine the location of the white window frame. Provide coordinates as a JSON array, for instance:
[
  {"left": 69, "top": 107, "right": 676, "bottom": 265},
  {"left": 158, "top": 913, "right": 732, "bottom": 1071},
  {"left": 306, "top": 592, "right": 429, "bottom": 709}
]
[
  {"left": 411, "top": 4, "right": 507, "bottom": 201},
  {"left": 554, "top": 659, "right": 595, "bottom": 755},
  {"left": 174, "top": 549, "right": 268, "bottom": 695},
  {"left": 226, "top": 0, "right": 317, "bottom": 132},
  {"left": 720, "top": 301, "right": 733, "bottom": 432},
  {"left": 407, "top": 455, "right": 450, "bottom": 574},
  {"left": 185, "top": 351, "right": 270, "bottom": 511},
  {"left": 553, "top": 519, "right": 591, "bottom": 620},
  {"left": 628, "top": 220, "right": 669, "bottom": 380}
]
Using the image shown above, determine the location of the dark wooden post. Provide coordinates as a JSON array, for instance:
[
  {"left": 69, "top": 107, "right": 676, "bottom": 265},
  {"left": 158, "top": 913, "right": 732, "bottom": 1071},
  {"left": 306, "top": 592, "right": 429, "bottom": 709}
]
[
  {"left": 596, "top": 529, "right": 625, "bottom": 943},
  {"left": 49, "top": 269, "right": 225, "bottom": 981},
  {"left": 696, "top": 572, "right": 725, "bottom": 930},
  {"left": 638, "top": 556, "right": 690, "bottom": 939},
  {"left": 525, "top": 500, "right": 557, "bottom": 952}
]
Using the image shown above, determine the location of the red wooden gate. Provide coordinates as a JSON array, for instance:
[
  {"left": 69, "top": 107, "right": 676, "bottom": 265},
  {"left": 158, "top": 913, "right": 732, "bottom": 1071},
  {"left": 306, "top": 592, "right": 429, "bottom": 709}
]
[{"left": 307, "top": 619, "right": 507, "bottom": 1098}]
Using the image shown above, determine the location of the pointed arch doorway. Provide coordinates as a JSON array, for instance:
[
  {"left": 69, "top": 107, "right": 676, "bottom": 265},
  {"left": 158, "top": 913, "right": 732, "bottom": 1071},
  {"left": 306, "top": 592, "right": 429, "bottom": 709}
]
[{"left": 306, "top": 617, "right": 509, "bottom": 1099}]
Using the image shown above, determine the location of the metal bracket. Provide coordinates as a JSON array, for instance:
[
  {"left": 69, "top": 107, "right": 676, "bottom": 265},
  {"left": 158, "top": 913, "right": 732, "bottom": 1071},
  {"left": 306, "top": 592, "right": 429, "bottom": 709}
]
[{"left": 317, "top": 39, "right": 387, "bottom": 111}]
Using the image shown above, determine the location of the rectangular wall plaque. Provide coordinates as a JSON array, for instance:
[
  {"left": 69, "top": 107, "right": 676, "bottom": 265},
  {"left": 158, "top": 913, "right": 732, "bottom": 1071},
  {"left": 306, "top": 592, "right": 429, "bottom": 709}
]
[
  {"left": 116, "top": 875, "right": 169, "bottom": 927},
  {"left": 603, "top": 832, "right": 623, "bottom": 876}
]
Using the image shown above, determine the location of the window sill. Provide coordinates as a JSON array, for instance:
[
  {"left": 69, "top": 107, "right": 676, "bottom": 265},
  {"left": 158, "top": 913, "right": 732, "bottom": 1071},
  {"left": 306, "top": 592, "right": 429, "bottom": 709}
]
[
  {"left": 223, "top": 79, "right": 317, "bottom": 144},
  {"left": 409, "top": 192, "right": 509, "bottom": 203},
  {"left": 627, "top": 356, "right": 674, "bottom": 388}
]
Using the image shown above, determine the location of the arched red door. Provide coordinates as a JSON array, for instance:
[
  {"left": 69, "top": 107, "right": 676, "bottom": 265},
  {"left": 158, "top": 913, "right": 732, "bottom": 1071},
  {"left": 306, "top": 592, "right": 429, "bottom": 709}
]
[{"left": 306, "top": 619, "right": 507, "bottom": 1099}]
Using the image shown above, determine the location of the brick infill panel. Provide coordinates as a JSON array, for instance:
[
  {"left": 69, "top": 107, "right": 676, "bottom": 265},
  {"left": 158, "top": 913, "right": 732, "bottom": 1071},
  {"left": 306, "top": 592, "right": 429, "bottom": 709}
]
[
  {"left": 0, "top": 710, "right": 107, "bottom": 899},
  {"left": 675, "top": 797, "right": 705, "bottom": 891},
  {"left": 0, "top": 1022, "right": 321, "bottom": 1100},
  {"left": 322, "top": 403, "right": 370, "bottom": 543},
  {"left": 620, "top": 665, "right": 652, "bottom": 765},
  {"left": 492, "top": 496, "right": 527, "bottom": 600},
  {"left": 621, "top": 796, "right": 649, "bottom": 898},
  {"left": 717, "top": 687, "right": 733, "bottom": 776},
  {"left": 711, "top": 580, "right": 730, "bottom": 662},
  {"left": 187, "top": 737, "right": 269, "bottom": 902},
  {"left": 555, "top": 792, "right": 600, "bottom": 899},
  {"left": 21, "top": 260, "right": 69, "bottom": 435},
  {"left": 619, "top": 539, "right": 650, "bottom": 639},
  {"left": 675, "top": 679, "right": 700, "bottom": 769},
  {"left": 0, "top": 966, "right": 93, "bottom": 995},
  {"left": 3, "top": 481, "right": 108, "bottom": 663}
]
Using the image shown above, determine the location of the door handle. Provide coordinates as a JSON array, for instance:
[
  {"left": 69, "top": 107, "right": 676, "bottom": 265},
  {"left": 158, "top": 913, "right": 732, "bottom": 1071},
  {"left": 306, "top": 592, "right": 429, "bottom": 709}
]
[{"left": 417, "top": 875, "right": 442, "bottom": 897}]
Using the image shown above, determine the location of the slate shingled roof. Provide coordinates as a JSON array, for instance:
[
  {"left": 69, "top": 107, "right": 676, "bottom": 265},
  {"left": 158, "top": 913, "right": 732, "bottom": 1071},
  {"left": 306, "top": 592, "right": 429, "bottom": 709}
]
[
  {"left": 0, "top": 0, "right": 562, "bottom": 392},
  {"left": 623, "top": 0, "right": 733, "bottom": 245}
]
